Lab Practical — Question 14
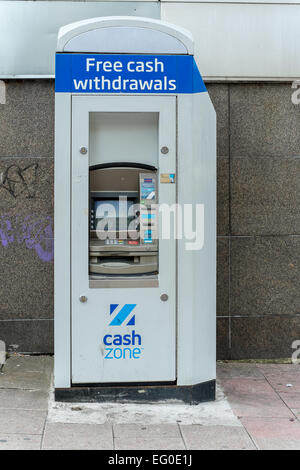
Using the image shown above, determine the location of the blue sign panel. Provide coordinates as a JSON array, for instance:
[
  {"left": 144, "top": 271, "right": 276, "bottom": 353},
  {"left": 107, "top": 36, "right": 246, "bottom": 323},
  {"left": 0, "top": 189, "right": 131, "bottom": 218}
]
[{"left": 55, "top": 54, "right": 206, "bottom": 94}]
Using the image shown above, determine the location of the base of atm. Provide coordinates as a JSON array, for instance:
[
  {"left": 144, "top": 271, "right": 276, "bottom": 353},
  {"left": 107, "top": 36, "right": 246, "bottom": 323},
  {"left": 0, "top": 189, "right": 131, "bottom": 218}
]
[{"left": 55, "top": 380, "right": 216, "bottom": 404}]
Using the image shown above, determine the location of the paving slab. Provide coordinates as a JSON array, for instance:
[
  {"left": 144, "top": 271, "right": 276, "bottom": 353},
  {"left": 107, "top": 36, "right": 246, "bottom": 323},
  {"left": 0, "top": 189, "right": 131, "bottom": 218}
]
[
  {"left": 0, "top": 372, "right": 50, "bottom": 392},
  {"left": 0, "top": 433, "right": 42, "bottom": 450},
  {"left": 272, "top": 383, "right": 300, "bottom": 394},
  {"left": 114, "top": 437, "right": 186, "bottom": 450},
  {"left": 220, "top": 377, "right": 293, "bottom": 418},
  {"left": 251, "top": 438, "right": 300, "bottom": 450},
  {"left": 1, "top": 355, "right": 53, "bottom": 374},
  {"left": 180, "top": 425, "right": 256, "bottom": 450},
  {"left": 217, "top": 363, "right": 265, "bottom": 380},
  {"left": 240, "top": 417, "right": 300, "bottom": 450},
  {"left": 0, "top": 355, "right": 53, "bottom": 392},
  {"left": 113, "top": 424, "right": 181, "bottom": 438},
  {"left": 0, "top": 409, "right": 46, "bottom": 434},
  {"left": 264, "top": 366, "right": 300, "bottom": 393},
  {"left": 256, "top": 363, "right": 300, "bottom": 374},
  {"left": 0, "top": 389, "right": 48, "bottom": 410},
  {"left": 2, "top": 357, "right": 300, "bottom": 450},
  {"left": 42, "top": 422, "right": 113, "bottom": 450}
]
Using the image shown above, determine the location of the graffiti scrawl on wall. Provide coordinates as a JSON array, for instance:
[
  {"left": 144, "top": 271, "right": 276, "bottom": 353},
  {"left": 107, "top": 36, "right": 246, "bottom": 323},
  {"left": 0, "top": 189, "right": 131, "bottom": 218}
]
[
  {"left": 0, "top": 214, "right": 53, "bottom": 262},
  {"left": 0, "top": 162, "right": 53, "bottom": 262},
  {"left": 0, "top": 163, "right": 39, "bottom": 198}
]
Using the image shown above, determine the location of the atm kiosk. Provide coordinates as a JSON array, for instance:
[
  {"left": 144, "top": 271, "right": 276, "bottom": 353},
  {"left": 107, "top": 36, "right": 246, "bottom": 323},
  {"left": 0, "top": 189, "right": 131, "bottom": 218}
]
[{"left": 54, "top": 16, "right": 216, "bottom": 403}]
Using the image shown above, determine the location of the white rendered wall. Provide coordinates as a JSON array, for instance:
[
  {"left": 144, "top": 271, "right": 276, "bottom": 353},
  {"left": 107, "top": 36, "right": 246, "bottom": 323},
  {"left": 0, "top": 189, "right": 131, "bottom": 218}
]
[
  {"left": 0, "top": 1, "right": 299, "bottom": 79},
  {"left": 162, "top": 2, "right": 300, "bottom": 80},
  {"left": 0, "top": 1, "right": 160, "bottom": 78}
]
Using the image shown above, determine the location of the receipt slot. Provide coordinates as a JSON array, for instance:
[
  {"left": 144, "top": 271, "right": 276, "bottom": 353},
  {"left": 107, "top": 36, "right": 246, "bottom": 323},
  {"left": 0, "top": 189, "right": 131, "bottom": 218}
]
[{"left": 54, "top": 17, "right": 216, "bottom": 403}]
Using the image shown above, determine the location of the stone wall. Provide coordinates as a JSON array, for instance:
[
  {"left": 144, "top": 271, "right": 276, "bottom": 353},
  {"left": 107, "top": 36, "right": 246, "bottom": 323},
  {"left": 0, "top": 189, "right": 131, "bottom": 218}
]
[
  {"left": 0, "top": 80, "right": 300, "bottom": 359},
  {"left": 0, "top": 80, "right": 54, "bottom": 353},
  {"left": 208, "top": 82, "right": 300, "bottom": 359}
]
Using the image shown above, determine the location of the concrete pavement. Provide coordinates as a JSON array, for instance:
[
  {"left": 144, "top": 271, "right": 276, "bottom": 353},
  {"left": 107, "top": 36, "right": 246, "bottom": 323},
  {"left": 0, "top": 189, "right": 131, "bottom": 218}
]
[{"left": 0, "top": 355, "right": 300, "bottom": 449}]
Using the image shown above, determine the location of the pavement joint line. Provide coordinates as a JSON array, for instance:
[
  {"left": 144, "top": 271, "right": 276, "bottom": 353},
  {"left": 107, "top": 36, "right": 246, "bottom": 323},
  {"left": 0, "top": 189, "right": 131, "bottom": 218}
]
[
  {"left": 177, "top": 423, "right": 187, "bottom": 450},
  {"left": 112, "top": 424, "right": 116, "bottom": 451},
  {"left": 0, "top": 408, "right": 48, "bottom": 411},
  {"left": 40, "top": 372, "right": 53, "bottom": 449},
  {"left": 0, "top": 431, "right": 44, "bottom": 436},
  {"left": 40, "top": 416, "right": 48, "bottom": 450},
  {"left": 237, "top": 417, "right": 259, "bottom": 450},
  {"left": 0, "top": 388, "right": 42, "bottom": 392}
]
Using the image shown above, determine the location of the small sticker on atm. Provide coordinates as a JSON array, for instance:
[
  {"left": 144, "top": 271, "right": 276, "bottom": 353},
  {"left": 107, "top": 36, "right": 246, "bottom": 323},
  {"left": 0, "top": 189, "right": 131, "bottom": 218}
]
[
  {"left": 160, "top": 173, "right": 176, "bottom": 184},
  {"left": 144, "top": 178, "right": 153, "bottom": 182}
]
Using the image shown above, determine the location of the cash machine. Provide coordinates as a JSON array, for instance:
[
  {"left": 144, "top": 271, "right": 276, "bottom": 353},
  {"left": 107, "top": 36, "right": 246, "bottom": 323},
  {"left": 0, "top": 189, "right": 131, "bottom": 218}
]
[
  {"left": 89, "top": 166, "right": 158, "bottom": 279},
  {"left": 54, "top": 16, "right": 216, "bottom": 403}
]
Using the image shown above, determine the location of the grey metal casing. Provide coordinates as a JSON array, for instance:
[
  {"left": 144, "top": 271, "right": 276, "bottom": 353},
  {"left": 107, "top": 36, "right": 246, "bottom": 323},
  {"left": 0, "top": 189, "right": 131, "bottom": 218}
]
[{"left": 54, "top": 16, "right": 216, "bottom": 389}]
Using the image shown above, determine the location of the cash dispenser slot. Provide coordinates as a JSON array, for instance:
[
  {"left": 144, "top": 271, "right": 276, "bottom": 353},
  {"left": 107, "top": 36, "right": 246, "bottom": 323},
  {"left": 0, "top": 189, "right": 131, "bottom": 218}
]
[{"left": 89, "top": 251, "right": 158, "bottom": 275}]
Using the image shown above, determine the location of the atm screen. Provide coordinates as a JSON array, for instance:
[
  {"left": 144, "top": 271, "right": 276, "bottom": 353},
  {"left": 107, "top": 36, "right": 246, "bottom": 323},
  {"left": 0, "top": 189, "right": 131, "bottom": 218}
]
[
  {"left": 93, "top": 198, "right": 137, "bottom": 231},
  {"left": 95, "top": 199, "right": 122, "bottom": 217}
]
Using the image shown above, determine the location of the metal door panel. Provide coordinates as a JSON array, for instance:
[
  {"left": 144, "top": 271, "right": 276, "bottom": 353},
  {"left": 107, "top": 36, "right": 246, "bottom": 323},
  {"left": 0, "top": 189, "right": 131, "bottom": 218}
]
[{"left": 71, "top": 95, "right": 176, "bottom": 384}]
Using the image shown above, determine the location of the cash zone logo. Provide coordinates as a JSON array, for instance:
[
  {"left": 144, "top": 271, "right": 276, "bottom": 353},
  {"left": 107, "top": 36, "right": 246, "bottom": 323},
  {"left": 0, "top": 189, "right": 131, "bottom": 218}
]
[{"left": 103, "top": 304, "right": 143, "bottom": 359}]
